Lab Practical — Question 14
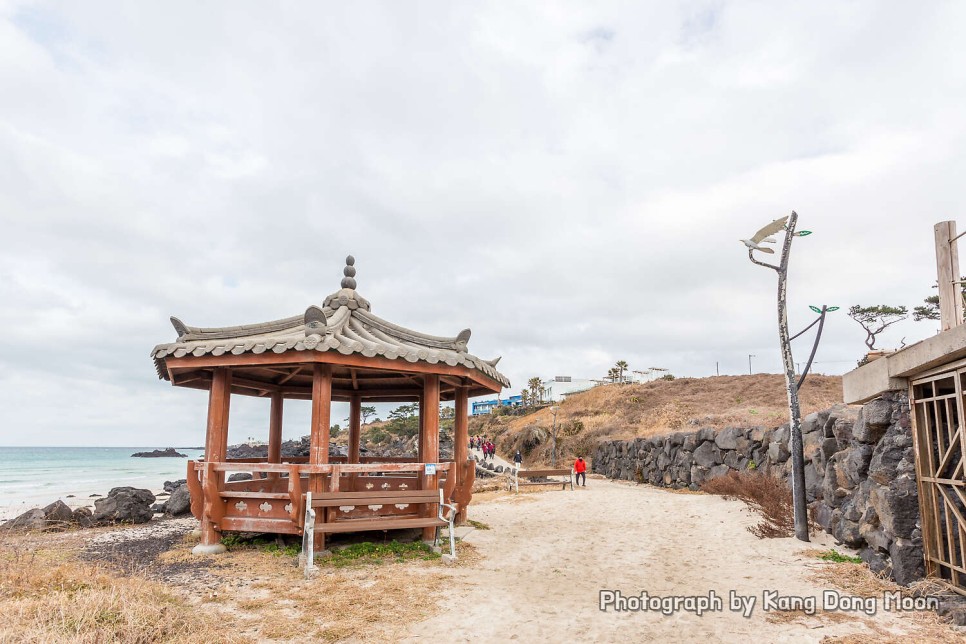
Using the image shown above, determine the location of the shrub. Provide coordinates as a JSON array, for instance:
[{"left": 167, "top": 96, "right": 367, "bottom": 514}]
[
  {"left": 562, "top": 419, "right": 584, "bottom": 436},
  {"left": 818, "top": 549, "right": 863, "bottom": 564},
  {"left": 701, "top": 470, "right": 797, "bottom": 538}
]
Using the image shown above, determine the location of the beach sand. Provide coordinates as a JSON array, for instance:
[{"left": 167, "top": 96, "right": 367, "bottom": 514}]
[
  {"left": 405, "top": 476, "right": 950, "bottom": 642},
  {"left": 3, "top": 476, "right": 957, "bottom": 642}
]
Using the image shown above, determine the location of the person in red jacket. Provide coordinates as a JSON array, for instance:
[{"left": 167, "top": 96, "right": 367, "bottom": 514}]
[{"left": 573, "top": 456, "right": 587, "bottom": 487}]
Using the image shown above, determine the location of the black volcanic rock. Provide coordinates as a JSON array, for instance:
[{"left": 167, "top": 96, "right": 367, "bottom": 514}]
[
  {"left": 93, "top": 487, "right": 155, "bottom": 524},
  {"left": 131, "top": 448, "right": 187, "bottom": 458}
]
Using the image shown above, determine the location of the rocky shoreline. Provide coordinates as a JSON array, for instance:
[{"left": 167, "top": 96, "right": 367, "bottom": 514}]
[
  {"left": 1, "top": 478, "right": 195, "bottom": 533},
  {"left": 131, "top": 447, "right": 187, "bottom": 458}
]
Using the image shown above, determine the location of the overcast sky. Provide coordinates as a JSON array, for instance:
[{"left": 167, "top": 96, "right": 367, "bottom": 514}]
[{"left": 1, "top": 1, "right": 962, "bottom": 447}]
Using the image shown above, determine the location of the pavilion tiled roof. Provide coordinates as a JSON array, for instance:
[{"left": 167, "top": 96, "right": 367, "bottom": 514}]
[{"left": 151, "top": 256, "right": 510, "bottom": 388}]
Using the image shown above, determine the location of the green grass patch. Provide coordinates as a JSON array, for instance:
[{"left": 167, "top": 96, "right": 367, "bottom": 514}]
[
  {"left": 325, "top": 540, "right": 441, "bottom": 567},
  {"left": 220, "top": 534, "right": 300, "bottom": 557},
  {"left": 817, "top": 549, "right": 863, "bottom": 564},
  {"left": 466, "top": 520, "right": 491, "bottom": 531}
]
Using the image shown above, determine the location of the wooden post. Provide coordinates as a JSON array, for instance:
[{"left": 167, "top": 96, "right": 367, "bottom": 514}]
[
  {"left": 197, "top": 368, "right": 232, "bottom": 552},
  {"left": 454, "top": 386, "right": 469, "bottom": 523},
  {"left": 267, "top": 392, "right": 283, "bottom": 480},
  {"left": 309, "top": 363, "right": 332, "bottom": 550},
  {"left": 348, "top": 394, "right": 361, "bottom": 490},
  {"left": 348, "top": 395, "right": 361, "bottom": 463},
  {"left": 935, "top": 221, "right": 964, "bottom": 331},
  {"left": 420, "top": 375, "right": 440, "bottom": 540},
  {"left": 417, "top": 392, "right": 425, "bottom": 463}
]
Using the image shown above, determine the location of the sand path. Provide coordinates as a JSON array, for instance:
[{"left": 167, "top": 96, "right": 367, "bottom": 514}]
[{"left": 405, "top": 478, "right": 925, "bottom": 643}]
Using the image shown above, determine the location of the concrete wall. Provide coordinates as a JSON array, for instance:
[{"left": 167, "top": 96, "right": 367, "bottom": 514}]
[{"left": 592, "top": 392, "right": 925, "bottom": 585}]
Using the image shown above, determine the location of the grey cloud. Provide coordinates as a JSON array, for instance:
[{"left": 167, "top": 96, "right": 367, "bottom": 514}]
[{"left": 0, "top": 1, "right": 961, "bottom": 445}]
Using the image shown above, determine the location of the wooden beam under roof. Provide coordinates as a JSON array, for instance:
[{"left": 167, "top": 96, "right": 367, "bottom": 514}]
[
  {"left": 276, "top": 366, "right": 303, "bottom": 385},
  {"left": 440, "top": 375, "right": 464, "bottom": 388},
  {"left": 163, "top": 351, "right": 505, "bottom": 394}
]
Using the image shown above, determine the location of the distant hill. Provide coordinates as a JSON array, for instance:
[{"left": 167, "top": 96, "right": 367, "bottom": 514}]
[{"left": 469, "top": 374, "right": 844, "bottom": 466}]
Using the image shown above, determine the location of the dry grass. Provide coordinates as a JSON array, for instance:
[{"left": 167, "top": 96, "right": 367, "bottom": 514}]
[
  {"left": 701, "top": 470, "right": 796, "bottom": 538},
  {"left": 801, "top": 549, "right": 963, "bottom": 643},
  {"left": 472, "top": 374, "right": 844, "bottom": 466},
  {"left": 0, "top": 517, "right": 485, "bottom": 644},
  {"left": 802, "top": 554, "right": 898, "bottom": 598},
  {"left": 153, "top": 527, "right": 481, "bottom": 642},
  {"left": 0, "top": 538, "right": 246, "bottom": 643}
]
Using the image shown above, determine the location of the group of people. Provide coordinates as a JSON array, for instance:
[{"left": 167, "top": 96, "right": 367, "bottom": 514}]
[
  {"left": 471, "top": 435, "right": 588, "bottom": 486},
  {"left": 471, "top": 436, "right": 496, "bottom": 461}
]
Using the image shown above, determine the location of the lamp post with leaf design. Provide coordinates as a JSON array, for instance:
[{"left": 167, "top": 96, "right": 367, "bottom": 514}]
[{"left": 742, "top": 212, "right": 835, "bottom": 542}]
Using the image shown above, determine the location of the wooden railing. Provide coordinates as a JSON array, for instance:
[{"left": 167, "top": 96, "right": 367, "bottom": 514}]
[
  {"left": 186, "top": 460, "right": 457, "bottom": 535},
  {"left": 216, "top": 456, "right": 420, "bottom": 464}
]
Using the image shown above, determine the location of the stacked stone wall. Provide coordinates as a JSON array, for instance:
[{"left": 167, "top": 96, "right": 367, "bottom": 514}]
[{"left": 592, "top": 392, "right": 924, "bottom": 584}]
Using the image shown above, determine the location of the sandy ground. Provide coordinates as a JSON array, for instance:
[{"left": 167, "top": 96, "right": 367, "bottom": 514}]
[{"left": 405, "top": 477, "right": 948, "bottom": 643}]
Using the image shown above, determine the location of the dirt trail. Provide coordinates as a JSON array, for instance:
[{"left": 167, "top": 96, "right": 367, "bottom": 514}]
[{"left": 404, "top": 478, "right": 934, "bottom": 643}]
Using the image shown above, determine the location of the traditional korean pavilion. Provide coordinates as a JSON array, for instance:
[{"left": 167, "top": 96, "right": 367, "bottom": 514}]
[{"left": 151, "top": 256, "right": 508, "bottom": 553}]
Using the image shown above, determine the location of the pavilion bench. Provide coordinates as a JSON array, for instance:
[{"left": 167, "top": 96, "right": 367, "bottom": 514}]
[
  {"left": 309, "top": 489, "right": 448, "bottom": 533},
  {"left": 510, "top": 468, "right": 574, "bottom": 492}
]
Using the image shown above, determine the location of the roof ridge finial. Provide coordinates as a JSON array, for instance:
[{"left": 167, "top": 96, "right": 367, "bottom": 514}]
[{"left": 340, "top": 255, "right": 357, "bottom": 289}]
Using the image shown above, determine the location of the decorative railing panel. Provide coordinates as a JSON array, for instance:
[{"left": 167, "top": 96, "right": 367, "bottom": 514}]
[{"left": 912, "top": 372, "right": 966, "bottom": 591}]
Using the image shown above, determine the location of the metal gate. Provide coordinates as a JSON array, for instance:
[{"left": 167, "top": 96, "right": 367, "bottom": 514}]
[{"left": 911, "top": 369, "right": 966, "bottom": 592}]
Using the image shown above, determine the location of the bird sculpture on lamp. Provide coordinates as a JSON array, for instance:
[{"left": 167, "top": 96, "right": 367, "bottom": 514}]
[{"left": 740, "top": 215, "right": 789, "bottom": 254}]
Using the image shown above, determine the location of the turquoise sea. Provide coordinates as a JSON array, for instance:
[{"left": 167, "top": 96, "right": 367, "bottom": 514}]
[{"left": 0, "top": 446, "right": 205, "bottom": 519}]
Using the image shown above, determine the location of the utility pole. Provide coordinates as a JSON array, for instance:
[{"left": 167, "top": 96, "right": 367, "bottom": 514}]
[{"left": 748, "top": 354, "right": 755, "bottom": 375}]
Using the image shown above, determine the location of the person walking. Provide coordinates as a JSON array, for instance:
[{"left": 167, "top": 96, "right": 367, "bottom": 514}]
[
  {"left": 573, "top": 455, "right": 587, "bottom": 487},
  {"left": 513, "top": 450, "right": 522, "bottom": 470}
]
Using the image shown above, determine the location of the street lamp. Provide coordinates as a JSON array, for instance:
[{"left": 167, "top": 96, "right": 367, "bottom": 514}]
[
  {"left": 741, "top": 212, "right": 815, "bottom": 543},
  {"left": 550, "top": 405, "right": 560, "bottom": 468}
]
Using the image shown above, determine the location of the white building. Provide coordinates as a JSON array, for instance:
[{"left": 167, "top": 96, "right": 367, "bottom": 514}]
[{"left": 539, "top": 376, "right": 599, "bottom": 402}]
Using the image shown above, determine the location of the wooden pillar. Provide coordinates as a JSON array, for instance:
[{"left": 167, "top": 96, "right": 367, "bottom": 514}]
[
  {"left": 266, "top": 392, "right": 283, "bottom": 481},
  {"left": 348, "top": 395, "right": 362, "bottom": 464},
  {"left": 199, "top": 368, "right": 232, "bottom": 550},
  {"left": 348, "top": 394, "right": 362, "bottom": 490},
  {"left": 309, "top": 363, "right": 332, "bottom": 550},
  {"left": 936, "top": 221, "right": 964, "bottom": 331},
  {"left": 309, "top": 364, "right": 333, "bottom": 465},
  {"left": 417, "top": 392, "right": 425, "bottom": 462},
  {"left": 454, "top": 386, "right": 469, "bottom": 522},
  {"left": 420, "top": 375, "right": 440, "bottom": 541}
]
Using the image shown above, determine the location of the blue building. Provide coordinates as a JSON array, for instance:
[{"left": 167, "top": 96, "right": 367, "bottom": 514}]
[{"left": 471, "top": 395, "right": 523, "bottom": 416}]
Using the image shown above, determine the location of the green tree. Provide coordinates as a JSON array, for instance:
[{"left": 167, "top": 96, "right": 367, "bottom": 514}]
[
  {"left": 615, "top": 360, "right": 629, "bottom": 384},
  {"left": 384, "top": 403, "right": 419, "bottom": 438},
  {"left": 527, "top": 377, "right": 543, "bottom": 404},
  {"left": 848, "top": 304, "right": 908, "bottom": 350},
  {"left": 345, "top": 405, "right": 378, "bottom": 426},
  {"left": 913, "top": 279, "right": 966, "bottom": 322},
  {"left": 520, "top": 389, "right": 530, "bottom": 406},
  {"left": 913, "top": 295, "right": 940, "bottom": 321},
  {"left": 606, "top": 367, "right": 619, "bottom": 383}
]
